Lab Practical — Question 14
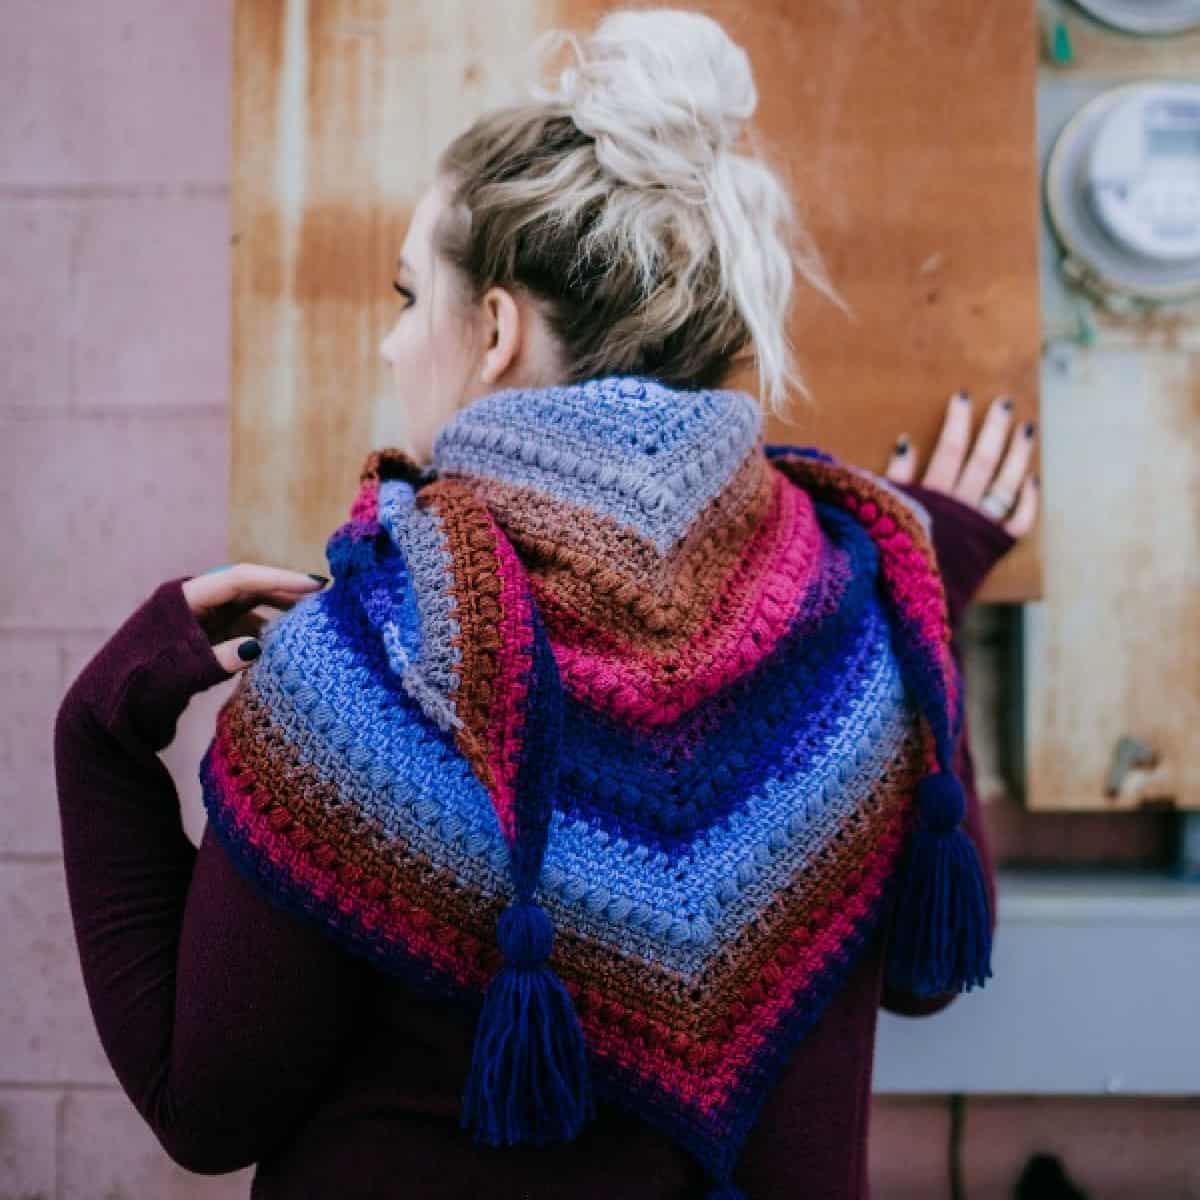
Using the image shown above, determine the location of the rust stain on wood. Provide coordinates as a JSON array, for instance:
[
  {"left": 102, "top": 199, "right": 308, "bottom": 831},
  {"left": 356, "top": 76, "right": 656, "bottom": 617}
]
[{"left": 233, "top": 0, "right": 554, "bottom": 574}]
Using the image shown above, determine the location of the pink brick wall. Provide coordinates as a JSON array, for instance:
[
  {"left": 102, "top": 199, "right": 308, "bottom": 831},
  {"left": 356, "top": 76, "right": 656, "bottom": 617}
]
[
  {"left": 0, "top": 2, "right": 250, "bottom": 1195},
  {"left": 1, "top": 4, "right": 1196, "bottom": 1198}
]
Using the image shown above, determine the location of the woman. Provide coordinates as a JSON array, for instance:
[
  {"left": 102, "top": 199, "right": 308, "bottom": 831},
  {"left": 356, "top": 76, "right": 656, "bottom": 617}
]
[{"left": 53, "top": 8, "right": 1035, "bottom": 1198}]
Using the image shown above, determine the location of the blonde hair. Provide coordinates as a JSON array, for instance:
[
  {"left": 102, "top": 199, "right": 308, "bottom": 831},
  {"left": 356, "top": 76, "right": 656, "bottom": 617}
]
[{"left": 435, "top": 7, "right": 849, "bottom": 418}]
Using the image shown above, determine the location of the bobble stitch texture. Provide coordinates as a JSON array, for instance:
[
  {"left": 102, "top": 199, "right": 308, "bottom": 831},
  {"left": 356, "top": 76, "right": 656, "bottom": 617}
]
[{"left": 199, "top": 377, "right": 992, "bottom": 1199}]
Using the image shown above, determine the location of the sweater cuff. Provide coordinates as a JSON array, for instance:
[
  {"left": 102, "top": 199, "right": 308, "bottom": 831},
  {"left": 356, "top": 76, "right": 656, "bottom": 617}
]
[
  {"left": 893, "top": 482, "right": 1016, "bottom": 624},
  {"left": 60, "top": 575, "right": 234, "bottom": 751}
]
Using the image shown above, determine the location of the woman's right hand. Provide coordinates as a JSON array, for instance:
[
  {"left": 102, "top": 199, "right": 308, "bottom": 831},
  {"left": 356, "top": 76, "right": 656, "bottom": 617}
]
[
  {"left": 883, "top": 389, "right": 1039, "bottom": 540},
  {"left": 181, "top": 563, "right": 327, "bottom": 677}
]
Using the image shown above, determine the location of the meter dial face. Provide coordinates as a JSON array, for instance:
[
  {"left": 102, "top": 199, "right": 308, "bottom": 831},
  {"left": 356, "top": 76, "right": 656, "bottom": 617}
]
[
  {"left": 1046, "top": 81, "right": 1200, "bottom": 300},
  {"left": 1087, "top": 88, "right": 1200, "bottom": 263}
]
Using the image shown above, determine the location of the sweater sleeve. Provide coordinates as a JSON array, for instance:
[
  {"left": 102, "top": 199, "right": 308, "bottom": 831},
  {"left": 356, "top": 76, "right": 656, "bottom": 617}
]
[
  {"left": 891, "top": 482, "right": 1017, "bottom": 634},
  {"left": 878, "top": 485, "right": 1011, "bottom": 1017},
  {"left": 53, "top": 576, "right": 372, "bottom": 1173}
]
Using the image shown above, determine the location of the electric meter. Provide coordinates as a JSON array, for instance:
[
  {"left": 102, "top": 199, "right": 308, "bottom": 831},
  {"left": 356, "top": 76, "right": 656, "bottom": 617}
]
[
  {"left": 1045, "top": 82, "right": 1200, "bottom": 301},
  {"left": 1071, "top": 0, "right": 1200, "bottom": 34},
  {"left": 1087, "top": 88, "right": 1200, "bottom": 262}
]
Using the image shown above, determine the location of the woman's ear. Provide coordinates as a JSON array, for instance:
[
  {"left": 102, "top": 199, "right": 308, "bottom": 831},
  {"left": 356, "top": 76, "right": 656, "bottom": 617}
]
[{"left": 478, "top": 286, "right": 522, "bottom": 385}]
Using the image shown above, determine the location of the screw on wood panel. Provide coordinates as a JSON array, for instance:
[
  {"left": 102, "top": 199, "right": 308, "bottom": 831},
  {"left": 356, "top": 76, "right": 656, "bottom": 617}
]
[{"left": 1104, "top": 735, "right": 1160, "bottom": 798}]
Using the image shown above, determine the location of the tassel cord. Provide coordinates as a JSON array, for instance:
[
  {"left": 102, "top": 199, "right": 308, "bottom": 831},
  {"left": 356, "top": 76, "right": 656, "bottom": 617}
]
[{"left": 461, "top": 900, "right": 596, "bottom": 1147}]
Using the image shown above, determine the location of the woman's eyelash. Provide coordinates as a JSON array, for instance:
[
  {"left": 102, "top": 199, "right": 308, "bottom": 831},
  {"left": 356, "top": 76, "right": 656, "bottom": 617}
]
[{"left": 392, "top": 281, "right": 414, "bottom": 305}]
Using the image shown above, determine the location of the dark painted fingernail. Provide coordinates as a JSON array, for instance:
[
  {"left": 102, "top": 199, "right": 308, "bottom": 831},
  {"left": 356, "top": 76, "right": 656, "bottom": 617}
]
[
  {"left": 955, "top": 389, "right": 971, "bottom": 404},
  {"left": 307, "top": 573, "right": 329, "bottom": 585},
  {"left": 237, "top": 638, "right": 262, "bottom": 661},
  {"left": 1023, "top": 419, "right": 1036, "bottom": 438},
  {"left": 895, "top": 434, "right": 909, "bottom": 455},
  {"left": 999, "top": 395, "right": 1013, "bottom": 412}
]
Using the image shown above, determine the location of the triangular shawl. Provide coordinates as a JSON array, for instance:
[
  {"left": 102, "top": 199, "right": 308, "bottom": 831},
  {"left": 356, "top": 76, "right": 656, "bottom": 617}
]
[{"left": 199, "top": 374, "right": 992, "bottom": 1199}]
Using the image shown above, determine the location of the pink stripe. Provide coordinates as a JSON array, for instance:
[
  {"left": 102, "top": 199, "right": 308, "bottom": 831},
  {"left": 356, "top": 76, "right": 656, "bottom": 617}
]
[
  {"left": 877, "top": 555, "right": 960, "bottom": 711},
  {"left": 206, "top": 728, "right": 490, "bottom": 991},
  {"left": 845, "top": 494, "right": 960, "bottom": 713},
  {"left": 552, "top": 474, "right": 832, "bottom": 726},
  {"left": 325, "top": 479, "right": 384, "bottom": 561},
  {"left": 479, "top": 513, "right": 535, "bottom": 847},
  {"left": 349, "top": 476, "right": 380, "bottom": 524}
]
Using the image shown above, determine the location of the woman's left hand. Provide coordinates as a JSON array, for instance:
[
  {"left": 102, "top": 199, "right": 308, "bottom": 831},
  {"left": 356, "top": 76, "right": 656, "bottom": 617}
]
[
  {"left": 182, "top": 563, "right": 327, "bottom": 676},
  {"left": 883, "top": 389, "right": 1039, "bottom": 539}
]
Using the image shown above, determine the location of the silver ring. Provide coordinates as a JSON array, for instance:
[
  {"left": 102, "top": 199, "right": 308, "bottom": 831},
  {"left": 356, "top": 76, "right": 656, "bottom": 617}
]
[{"left": 979, "top": 487, "right": 1014, "bottom": 519}]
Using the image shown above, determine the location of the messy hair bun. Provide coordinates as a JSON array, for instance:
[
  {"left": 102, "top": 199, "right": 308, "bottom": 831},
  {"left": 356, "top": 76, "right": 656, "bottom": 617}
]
[
  {"left": 534, "top": 9, "right": 756, "bottom": 194},
  {"left": 435, "top": 7, "right": 848, "bottom": 416}
]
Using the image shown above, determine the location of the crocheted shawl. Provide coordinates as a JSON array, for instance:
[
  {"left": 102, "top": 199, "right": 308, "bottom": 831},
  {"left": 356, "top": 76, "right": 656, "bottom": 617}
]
[{"left": 198, "top": 374, "right": 992, "bottom": 1199}]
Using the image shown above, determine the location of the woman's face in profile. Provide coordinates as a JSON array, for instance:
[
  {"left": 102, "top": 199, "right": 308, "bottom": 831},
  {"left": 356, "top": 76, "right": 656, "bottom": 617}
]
[
  {"left": 379, "top": 178, "right": 482, "bottom": 464},
  {"left": 380, "top": 177, "right": 564, "bottom": 463}
]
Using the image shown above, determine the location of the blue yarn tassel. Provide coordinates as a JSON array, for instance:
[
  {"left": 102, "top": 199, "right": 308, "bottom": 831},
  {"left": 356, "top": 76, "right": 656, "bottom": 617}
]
[
  {"left": 460, "top": 901, "right": 595, "bottom": 1146},
  {"left": 885, "top": 768, "right": 993, "bottom": 996}
]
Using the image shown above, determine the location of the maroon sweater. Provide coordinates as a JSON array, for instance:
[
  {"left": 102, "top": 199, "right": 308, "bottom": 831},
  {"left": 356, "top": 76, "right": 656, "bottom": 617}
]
[{"left": 52, "top": 481, "right": 1015, "bottom": 1199}]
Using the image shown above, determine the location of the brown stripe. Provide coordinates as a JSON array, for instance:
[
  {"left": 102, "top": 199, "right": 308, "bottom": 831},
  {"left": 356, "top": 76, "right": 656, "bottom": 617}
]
[
  {"left": 441, "top": 443, "right": 780, "bottom": 651},
  {"left": 413, "top": 478, "right": 514, "bottom": 794},
  {"left": 220, "top": 684, "right": 505, "bottom": 962}
]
